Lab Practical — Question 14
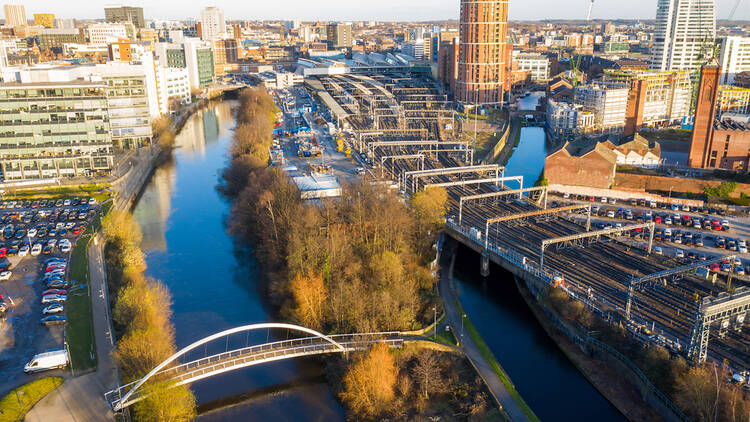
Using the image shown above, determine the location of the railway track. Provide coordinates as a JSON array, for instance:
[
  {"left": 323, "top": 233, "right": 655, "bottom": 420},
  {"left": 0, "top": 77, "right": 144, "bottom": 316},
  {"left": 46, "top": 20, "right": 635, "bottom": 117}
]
[{"left": 307, "top": 72, "right": 750, "bottom": 370}]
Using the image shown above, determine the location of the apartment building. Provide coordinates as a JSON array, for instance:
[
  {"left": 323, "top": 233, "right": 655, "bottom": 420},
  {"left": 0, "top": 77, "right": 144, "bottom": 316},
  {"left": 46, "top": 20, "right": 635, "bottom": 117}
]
[
  {"left": 3, "top": 4, "right": 25, "bottom": 28},
  {"left": 326, "top": 23, "right": 352, "bottom": 49},
  {"left": 456, "top": 0, "right": 510, "bottom": 106},
  {"left": 604, "top": 69, "right": 692, "bottom": 132},
  {"left": 717, "top": 37, "right": 750, "bottom": 86},
  {"left": 547, "top": 98, "right": 595, "bottom": 136},
  {"left": 155, "top": 38, "right": 215, "bottom": 90},
  {"left": 512, "top": 53, "right": 550, "bottom": 82},
  {"left": 155, "top": 66, "right": 191, "bottom": 112},
  {"left": 104, "top": 5, "right": 144, "bottom": 28},
  {"left": 37, "top": 28, "right": 83, "bottom": 52},
  {"left": 33, "top": 13, "right": 54, "bottom": 28},
  {"left": 200, "top": 7, "right": 225, "bottom": 42},
  {"left": 574, "top": 83, "right": 629, "bottom": 133},
  {"left": 650, "top": 0, "right": 715, "bottom": 72},
  {"left": 88, "top": 23, "right": 129, "bottom": 46},
  {"left": 716, "top": 85, "right": 750, "bottom": 117}
]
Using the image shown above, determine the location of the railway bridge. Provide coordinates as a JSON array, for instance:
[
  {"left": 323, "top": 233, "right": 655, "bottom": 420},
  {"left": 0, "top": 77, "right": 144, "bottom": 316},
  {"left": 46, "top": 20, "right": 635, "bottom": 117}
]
[{"left": 104, "top": 323, "right": 405, "bottom": 411}]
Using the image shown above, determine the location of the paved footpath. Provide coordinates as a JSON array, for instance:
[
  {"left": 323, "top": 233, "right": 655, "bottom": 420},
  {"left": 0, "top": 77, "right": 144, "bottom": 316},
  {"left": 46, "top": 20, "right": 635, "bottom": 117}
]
[
  {"left": 26, "top": 236, "right": 117, "bottom": 421},
  {"left": 439, "top": 253, "right": 532, "bottom": 422}
]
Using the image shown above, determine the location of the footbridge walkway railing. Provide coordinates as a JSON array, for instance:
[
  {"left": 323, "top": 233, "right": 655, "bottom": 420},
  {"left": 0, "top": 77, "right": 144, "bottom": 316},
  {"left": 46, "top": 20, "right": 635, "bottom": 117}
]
[{"left": 104, "top": 323, "right": 405, "bottom": 411}]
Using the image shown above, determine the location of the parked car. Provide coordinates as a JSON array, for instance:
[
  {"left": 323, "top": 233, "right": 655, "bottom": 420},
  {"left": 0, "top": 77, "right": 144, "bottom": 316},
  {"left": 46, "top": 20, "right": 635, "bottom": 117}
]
[
  {"left": 42, "top": 303, "right": 64, "bottom": 315},
  {"left": 41, "top": 294, "right": 66, "bottom": 304},
  {"left": 0, "top": 271, "right": 11, "bottom": 281},
  {"left": 46, "top": 280, "right": 70, "bottom": 289},
  {"left": 30, "top": 243, "right": 42, "bottom": 256},
  {"left": 42, "top": 289, "right": 66, "bottom": 296},
  {"left": 40, "top": 315, "right": 66, "bottom": 326}
]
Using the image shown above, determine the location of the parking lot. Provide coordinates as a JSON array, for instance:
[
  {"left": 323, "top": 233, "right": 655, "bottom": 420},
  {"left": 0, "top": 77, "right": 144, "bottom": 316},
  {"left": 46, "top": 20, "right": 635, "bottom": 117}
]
[
  {"left": 553, "top": 194, "right": 750, "bottom": 281},
  {"left": 0, "top": 197, "right": 100, "bottom": 393}
]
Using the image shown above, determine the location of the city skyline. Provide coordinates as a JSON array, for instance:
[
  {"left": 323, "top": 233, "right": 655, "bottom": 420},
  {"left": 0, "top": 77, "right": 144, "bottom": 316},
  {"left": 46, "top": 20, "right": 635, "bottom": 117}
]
[{"left": 9, "top": 0, "right": 750, "bottom": 22}]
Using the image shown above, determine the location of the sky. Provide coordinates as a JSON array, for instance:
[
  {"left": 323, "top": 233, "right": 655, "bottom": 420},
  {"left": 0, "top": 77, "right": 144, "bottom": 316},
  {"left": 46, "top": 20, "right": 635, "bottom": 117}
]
[{"left": 15, "top": 0, "right": 750, "bottom": 22}]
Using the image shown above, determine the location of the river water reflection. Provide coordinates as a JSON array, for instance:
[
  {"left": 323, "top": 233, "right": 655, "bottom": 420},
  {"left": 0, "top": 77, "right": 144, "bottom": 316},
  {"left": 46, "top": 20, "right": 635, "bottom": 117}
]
[
  {"left": 132, "top": 102, "right": 346, "bottom": 421},
  {"left": 130, "top": 99, "right": 625, "bottom": 421}
]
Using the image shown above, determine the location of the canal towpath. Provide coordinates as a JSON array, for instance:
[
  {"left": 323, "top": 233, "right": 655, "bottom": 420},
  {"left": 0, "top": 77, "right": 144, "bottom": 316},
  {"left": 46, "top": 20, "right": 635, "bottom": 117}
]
[{"left": 439, "top": 252, "right": 534, "bottom": 422}]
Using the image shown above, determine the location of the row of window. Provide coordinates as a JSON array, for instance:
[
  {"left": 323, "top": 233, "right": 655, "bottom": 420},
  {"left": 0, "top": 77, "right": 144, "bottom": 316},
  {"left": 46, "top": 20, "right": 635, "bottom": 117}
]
[{"left": 0, "top": 88, "right": 105, "bottom": 99}]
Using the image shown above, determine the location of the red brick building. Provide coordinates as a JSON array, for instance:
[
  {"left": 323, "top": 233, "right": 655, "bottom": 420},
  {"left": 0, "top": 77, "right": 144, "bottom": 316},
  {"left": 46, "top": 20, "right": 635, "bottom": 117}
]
[
  {"left": 688, "top": 65, "right": 722, "bottom": 168},
  {"left": 456, "top": 0, "right": 510, "bottom": 106},
  {"left": 437, "top": 38, "right": 458, "bottom": 95},
  {"left": 706, "top": 121, "right": 750, "bottom": 171},
  {"left": 545, "top": 142, "right": 618, "bottom": 189}
]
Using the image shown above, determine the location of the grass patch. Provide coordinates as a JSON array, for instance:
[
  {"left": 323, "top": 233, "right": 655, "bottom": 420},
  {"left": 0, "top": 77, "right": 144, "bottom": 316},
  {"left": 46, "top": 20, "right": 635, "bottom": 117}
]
[
  {"left": 4, "top": 184, "right": 111, "bottom": 201},
  {"left": 0, "top": 377, "right": 63, "bottom": 422},
  {"left": 638, "top": 128, "right": 691, "bottom": 142},
  {"left": 500, "top": 118, "right": 522, "bottom": 167},
  {"left": 461, "top": 131, "right": 497, "bottom": 155},
  {"left": 455, "top": 297, "right": 540, "bottom": 422},
  {"left": 65, "top": 200, "right": 113, "bottom": 372},
  {"left": 432, "top": 326, "right": 457, "bottom": 347}
]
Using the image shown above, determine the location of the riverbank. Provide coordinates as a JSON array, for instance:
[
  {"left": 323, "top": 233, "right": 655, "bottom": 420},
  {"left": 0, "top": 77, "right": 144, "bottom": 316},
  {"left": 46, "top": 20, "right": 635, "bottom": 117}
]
[
  {"left": 439, "top": 248, "right": 535, "bottom": 422},
  {"left": 25, "top": 98, "right": 217, "bottom": 422},
  {"left": 515, "top": 279, "right": 660, "bottom": 422},
  {"left": 113, "top": 96, "right": 217, "bottom": 211}
]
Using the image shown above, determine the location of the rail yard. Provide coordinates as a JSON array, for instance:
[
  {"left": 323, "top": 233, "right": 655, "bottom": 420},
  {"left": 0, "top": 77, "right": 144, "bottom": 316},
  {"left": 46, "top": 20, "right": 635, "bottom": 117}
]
[{"left": 294, "top": 70, "right": 750, "bottom": 375}]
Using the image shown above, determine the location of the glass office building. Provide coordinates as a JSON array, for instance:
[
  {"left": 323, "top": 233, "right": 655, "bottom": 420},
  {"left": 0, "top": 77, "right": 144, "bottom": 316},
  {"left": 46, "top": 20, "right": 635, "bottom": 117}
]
[{"left": 0, "top": 82, "right": 114, "bottom": 180}]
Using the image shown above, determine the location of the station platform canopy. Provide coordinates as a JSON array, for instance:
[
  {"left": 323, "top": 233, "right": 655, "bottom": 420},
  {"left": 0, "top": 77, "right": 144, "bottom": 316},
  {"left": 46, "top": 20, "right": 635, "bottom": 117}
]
[{"left": 305, "top": 78, "right": 349, "bottom": 122}]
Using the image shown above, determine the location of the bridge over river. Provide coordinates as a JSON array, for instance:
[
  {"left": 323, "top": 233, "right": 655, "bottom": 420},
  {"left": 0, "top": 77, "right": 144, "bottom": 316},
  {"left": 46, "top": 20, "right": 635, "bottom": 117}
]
[{"left": 105, "top": 323, "right": 405, "bottom": 411}]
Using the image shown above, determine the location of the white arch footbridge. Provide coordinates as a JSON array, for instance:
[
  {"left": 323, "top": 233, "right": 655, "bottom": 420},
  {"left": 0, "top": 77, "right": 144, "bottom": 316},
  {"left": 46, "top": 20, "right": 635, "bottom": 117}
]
[{"left": 104, "top": 323, "right": 405, "bottom": 411}]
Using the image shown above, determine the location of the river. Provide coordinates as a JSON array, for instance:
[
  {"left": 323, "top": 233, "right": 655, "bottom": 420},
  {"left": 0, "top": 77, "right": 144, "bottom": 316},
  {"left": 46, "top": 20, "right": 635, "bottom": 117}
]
[
  {"left": 453, "top": 246, "right": 627, "bottom": 421},
  {"left": 132, "top": 101, "right": 346, "bottom": 421},
  {"left": 507, "top": 92, "right": 547, "bottom": 186},
  {"left": 454, "top": 90, "right": 626, "bottom": 421},
  {"left": 129, "top": 99, "right": 624, "bottom": 421}
]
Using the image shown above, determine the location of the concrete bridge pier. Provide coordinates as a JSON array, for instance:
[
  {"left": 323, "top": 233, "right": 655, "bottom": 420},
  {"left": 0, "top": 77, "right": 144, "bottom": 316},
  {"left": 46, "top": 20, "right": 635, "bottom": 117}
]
[{"left": 480, "top": 253, "right": 490, "bottom": 277}]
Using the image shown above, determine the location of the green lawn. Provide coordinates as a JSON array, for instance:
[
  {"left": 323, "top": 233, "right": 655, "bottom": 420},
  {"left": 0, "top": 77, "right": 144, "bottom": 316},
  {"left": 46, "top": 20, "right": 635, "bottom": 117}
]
[
  {"left": 4, "top": 184, "right": 111, "bottom": 201},
  {"left": 455, "top": 298, "right": 540, "bottom": 422},
  {"left": 432, "top": 327, "right": 457, "bottom": 347},
  {"left": 500, "top": 118, "right": 522, "bottom": 166},
  {"left": 65, "top": 200, "right": 113, "bottom": 372},
  {"left": 0, "top": 377, "right": 63, "bottom": 422}
]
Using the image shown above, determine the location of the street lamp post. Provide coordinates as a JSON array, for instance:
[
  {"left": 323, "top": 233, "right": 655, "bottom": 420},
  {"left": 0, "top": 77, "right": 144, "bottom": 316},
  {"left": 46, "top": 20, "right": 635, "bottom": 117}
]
[
  {"left": 460, "top": 313, "right": 467, "bottom": 347},
  {"left": 16, "top": 391, "right": 23, "bottom": 406},
  {"left": 432, "top": 306, "right": 437, "bottom": 340},
  {"left": 669, "top": 186, "right": 674, "bottom": 199}
]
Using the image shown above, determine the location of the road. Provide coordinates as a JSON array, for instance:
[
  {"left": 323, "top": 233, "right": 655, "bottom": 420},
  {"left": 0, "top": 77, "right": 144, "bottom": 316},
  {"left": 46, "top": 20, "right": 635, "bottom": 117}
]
[
  {"left": 439, "top": 253, "right": 531, "bottom": 422},
  {"left": 26, "top": 236, "right": 116, "bottom": 421}
]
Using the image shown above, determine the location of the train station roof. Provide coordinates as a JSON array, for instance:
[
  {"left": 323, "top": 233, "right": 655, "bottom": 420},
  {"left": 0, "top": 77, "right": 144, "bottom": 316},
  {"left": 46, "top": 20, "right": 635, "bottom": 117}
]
[{"left": 305, "top": 78, "right": 349, "bottom": 122}]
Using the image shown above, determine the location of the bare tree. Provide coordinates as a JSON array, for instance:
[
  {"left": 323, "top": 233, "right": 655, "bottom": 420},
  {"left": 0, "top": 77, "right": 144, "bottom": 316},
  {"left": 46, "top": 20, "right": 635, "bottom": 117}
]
[{"left": 412, "top": 351, "right": 444, "bottom": 399}]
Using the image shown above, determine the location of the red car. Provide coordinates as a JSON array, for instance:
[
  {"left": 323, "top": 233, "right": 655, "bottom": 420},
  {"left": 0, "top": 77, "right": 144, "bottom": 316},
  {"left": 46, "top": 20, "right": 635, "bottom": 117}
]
[
  {"left": 45, "top": 265, "right": 66, "bottom": 272},
  {"left": 711, "top": 263, "right": 721, "bottom": 272},
  {"left": 42, "top": 289, "right": 66, "bottom": 296},
  {"left": 0, "top": 247, "right": 6, "bottom": 258},
  {"left": 72, "top": 227, "right": 83, "bottom": 235}
]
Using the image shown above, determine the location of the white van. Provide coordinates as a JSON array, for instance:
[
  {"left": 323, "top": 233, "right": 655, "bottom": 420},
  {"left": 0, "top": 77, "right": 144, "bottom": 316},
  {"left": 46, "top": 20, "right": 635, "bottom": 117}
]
[{"left": 24, "top": 349, "right": 68, "bottom": 373}]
